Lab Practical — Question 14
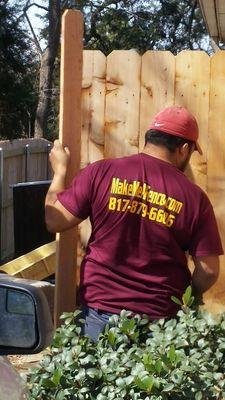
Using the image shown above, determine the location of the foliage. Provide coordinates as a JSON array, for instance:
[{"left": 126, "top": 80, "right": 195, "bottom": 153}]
[
  {"left": 69, "top": 0, "right": 209, "bottom": 55},
  {"left": 0, "top": 1, "right": 38, "bottom": 139},
  {"left": 43, "top": 0, "right": 209, "bottom": 140},
  {"left": 27, "top": 287, "right": 225, "bottom": 400},
  {"left": 2, "top": 0, "right": 209, "bottom": 140}
]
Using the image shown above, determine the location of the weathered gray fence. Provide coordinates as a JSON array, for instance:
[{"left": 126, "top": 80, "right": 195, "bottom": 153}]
[{"left": 0, "top": 138, "right": 52, "bottom": 262}]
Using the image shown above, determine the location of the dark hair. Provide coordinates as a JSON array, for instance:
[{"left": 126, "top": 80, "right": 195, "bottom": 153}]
[{"left": 145, "top": 129, "right": 194, "bottom": 153}]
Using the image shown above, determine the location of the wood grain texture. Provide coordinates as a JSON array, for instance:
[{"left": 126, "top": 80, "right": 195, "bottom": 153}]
[
  {"left": 104, "top": 50, "right": 141, "bottom": 158},
  {"left": 89, "top": 50, "right": 106, "bottom": 163},
  {"left": 203, "top": 51, "right": 225, "bottom": 313},
  {"left": 0, "top": 241, "right": 56, "bottom": 279},
  {"left": 55, "top": 10, "right": 83, "bottom": 327},
  {"left": 139, "top": 51, "right": 175, "bottom": 150},
  {"left": 81, "top": 50, "right": 93, "bottom": 168},
  {"left": 81, "top": 50, "right": 106, "bottom": 168},
  {"left": 79, "top": 51, "right": 106, "bottom": 257},
  {"left": 175, "top": 51, "right": 210, "bottom": 191}
]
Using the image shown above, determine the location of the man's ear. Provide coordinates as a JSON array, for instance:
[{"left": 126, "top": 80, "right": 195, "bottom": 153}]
[{"left": 179, "top": 142, "right": 189, "bottom": 156}]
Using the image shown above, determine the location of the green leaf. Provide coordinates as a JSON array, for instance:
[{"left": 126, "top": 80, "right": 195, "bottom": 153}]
[
  {"left": 52, "top": 369, "right": 62, "bottom": 385},
  {"left": 60, "top": 311, "right": 73, "bottom": 319},
  {"left": 80, "top": 387, "right": 89, "bottom": 393},
  {"left": 120, "top": 309, "right": 132, "bottom": 318},
  {"left": 182, "top": 285, "right": 192, "bottom": 306},
  {"left": 197, "top": 338, "right": 206, "bottom": 348},
  {"left": 40, "top": 378, "right": 57, "bottom": 388},
  {"left": 80, "top": 354, "right": 96, "bottom": 365},
  {"left": 116, "top": 377, "right": 125, "bottom": 387},
  {"left": 168, "top": 345, "right": 176, "bottom": 363},
  {"left": 125, "top": 375, "right": 134, "bottom": 386},
  {"left": 108, "top": 330, "right": 116, "bottom": 346},
  {"left": 135, "top": 375, "right": 154, "bottom": 392},
  {"left": 195, "top": 391, "right": 203, "bottom": 400},
  {"left": 155, "top": 360, "right": 163, "bottom": 374},
  {"left": 171, "top": 296, "right": 182, "bottom": 306},
  {"left": 171, "top": 371, "right": 184, "bottom": 385},
  {"left": 163, "top": 383, "right": 174, "bottom": 392},
  {"left": 97, "top": 394, "right": 107, "bottom": 400},
  {"left": 56, "top": 389, "right": 68, "bottom": 400},
  {"left": 121, "top": 318, "right": 135, "bottom": 333},
  {"left": 143, "top": 353, "right": 151, "bottom": 365},
  {"left": 86, "top": 368, "right": 101, "bottom": 379}
]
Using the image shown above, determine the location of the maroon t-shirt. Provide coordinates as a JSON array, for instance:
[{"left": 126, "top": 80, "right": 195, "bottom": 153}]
[{"left": 57, "top": 153, "right": 223, "bottom": 319}]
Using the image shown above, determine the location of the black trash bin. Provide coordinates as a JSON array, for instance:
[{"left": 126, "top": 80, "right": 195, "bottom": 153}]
[{"left": 11, "top": 181, "right": 55, "bottom": 258}]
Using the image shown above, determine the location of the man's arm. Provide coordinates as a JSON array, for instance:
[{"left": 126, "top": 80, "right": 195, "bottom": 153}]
[
  {"left": 45, "top": 140, "right": 83, "bottom": 233},
  {"left": 191, "top": 255, "right": 220, "bottom": 298}
]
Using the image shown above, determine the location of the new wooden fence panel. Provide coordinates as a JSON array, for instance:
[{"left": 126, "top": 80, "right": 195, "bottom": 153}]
[
  {"left": 175, "top": 51, "right": 210, "bottom": 191},
  {"left": 204, "top": 51, "right": 225, "bottom": 313},
  {"left": 82, "top": 50, "right": 225, "bottom": 314},
  {"left": 139, "top": 51, "right": 175, "bottom": 150},
  {"left": 104, "top": 50, "right": 141, "bottom": 158}
]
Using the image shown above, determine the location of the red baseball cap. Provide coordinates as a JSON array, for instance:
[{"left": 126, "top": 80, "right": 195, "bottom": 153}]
[{"left": 148, "top": 106, "right": 203, "bottom": 155}]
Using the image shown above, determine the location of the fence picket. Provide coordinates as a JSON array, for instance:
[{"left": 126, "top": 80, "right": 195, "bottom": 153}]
[
  {"left": 139, "top": 51, "right": 175, "bottom": 150},
  {"left": 203, "top": 51, "right": 225, "bottom": 313},
  {"left": 89, "top": 50, "right": 106, "bottom": 163},
  {"left": 81, "top": 51, "right": 94, "bottom": 168},
  {"left": 0, "top": 139, "right": 51, "bottom": 261},
  {"left": 105, "top": 50, "right": 141, "bottom": 158},
  {"left": 175, "top": 51, "right": 210, "bottom": 191}
]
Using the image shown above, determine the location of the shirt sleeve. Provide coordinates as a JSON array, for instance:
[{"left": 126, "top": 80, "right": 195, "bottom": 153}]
[
  {"left": 57, "top": 164, "right": 93, "bottom": 220},
  {"left": 189, "top": 192, "right": 224, "bottom": 257}
]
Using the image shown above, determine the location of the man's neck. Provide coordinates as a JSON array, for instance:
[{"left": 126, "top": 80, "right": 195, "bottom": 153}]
[{"left": 142, "top": 144, "right": 176, "bottom": 166}]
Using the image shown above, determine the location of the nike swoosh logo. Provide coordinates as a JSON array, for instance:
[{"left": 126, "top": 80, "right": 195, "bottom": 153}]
[{"left": 154, "top": 122, "right": 164, "bottom": 127}]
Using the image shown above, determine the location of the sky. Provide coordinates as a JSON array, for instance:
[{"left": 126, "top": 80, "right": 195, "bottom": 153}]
[
  {"left": 9, "top": 0, "right": 47, "bottom": 50},
  {"left": 24, "top": 1, "right": 47, "bottom": 50},
  {"left": 8, "top": 1, "right": 211, "bottom": 53}
]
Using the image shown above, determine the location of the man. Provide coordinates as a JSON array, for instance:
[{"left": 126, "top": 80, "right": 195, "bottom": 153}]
[{"left": 45, "top": 105, "right": 223, "bottom": 342}]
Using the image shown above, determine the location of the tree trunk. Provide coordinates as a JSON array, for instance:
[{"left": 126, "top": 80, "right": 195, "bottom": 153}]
[{"left": 34, "top": 0, "right": 61, "bottom": 138}]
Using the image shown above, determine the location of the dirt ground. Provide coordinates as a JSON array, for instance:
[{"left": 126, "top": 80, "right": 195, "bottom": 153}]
[{"left": 7, "top": 352, "right": 46, "bottom": 376}]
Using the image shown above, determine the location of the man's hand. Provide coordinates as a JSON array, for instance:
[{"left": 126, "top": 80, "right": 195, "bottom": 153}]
[
  {"left": 192, "top": 255, "right": 220, "bottom": 298},
  {"left": 49, "top": 140, "right": 70, "bottom": 176},
  {"left": 45, "top": 140, "right": 82, "bottom": 233}
]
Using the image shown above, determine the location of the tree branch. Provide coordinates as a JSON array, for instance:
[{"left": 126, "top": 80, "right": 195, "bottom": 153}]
[
  {"left": 88, "top": 0, "right": 152, "bottom": 21},
  {"left": 187, "top": 0, "right": 197, "bottom": 37},
  {"left": 23, "top": 1, "right": 49, "bottom": 13},
  {"left": 24, "top": 10, "right": 43, "bottom": 55}
]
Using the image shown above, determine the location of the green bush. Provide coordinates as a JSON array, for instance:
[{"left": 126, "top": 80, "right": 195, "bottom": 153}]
[{"left": 27, "top": 288, "right": 225, "bottom": 400}]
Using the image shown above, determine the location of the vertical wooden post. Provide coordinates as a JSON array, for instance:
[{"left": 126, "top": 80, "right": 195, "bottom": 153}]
[{"left": 54, "top": 10, "right": 83, "bottom": 327}]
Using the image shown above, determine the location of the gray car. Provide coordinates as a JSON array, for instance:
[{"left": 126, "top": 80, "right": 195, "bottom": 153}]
[{"left": 0, "top": 275, "right": 54, "bottom": 400}]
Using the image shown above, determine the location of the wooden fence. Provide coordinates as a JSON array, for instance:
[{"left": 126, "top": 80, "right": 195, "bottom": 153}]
[
  {"left": 1, "top": 50, "right": 224, "bottom": 313},
  {"left": 79, "top": 49, "right": 225, "bottom": 313},
  {"left": 0, "top": 138, "right": 51, "bottom": 261}
]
